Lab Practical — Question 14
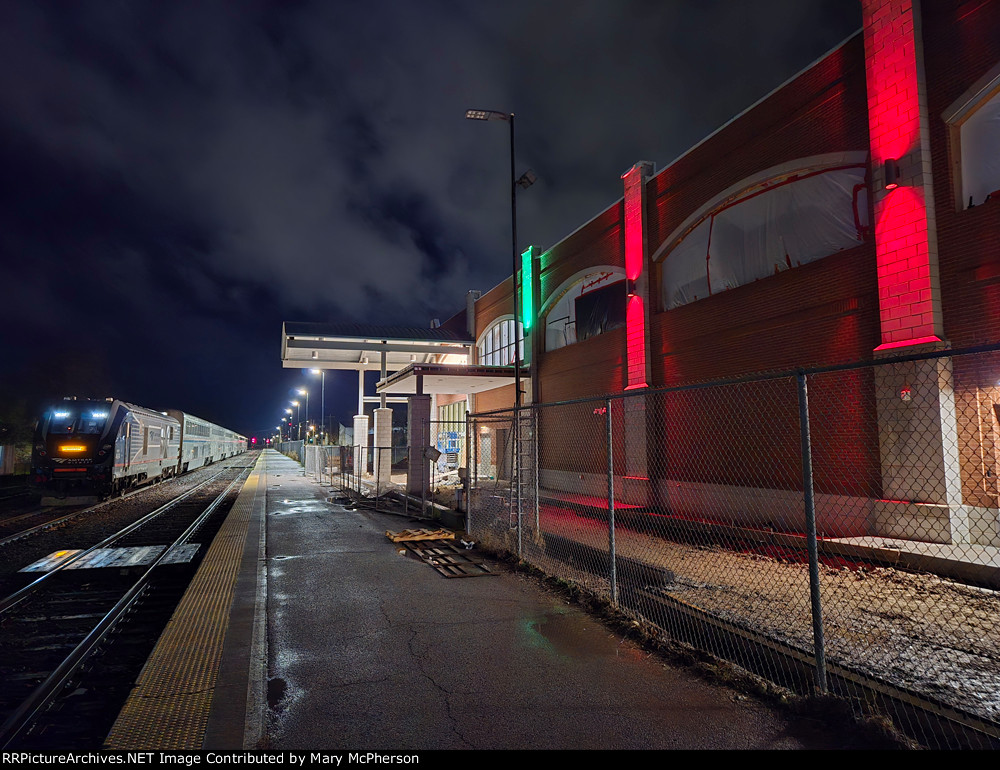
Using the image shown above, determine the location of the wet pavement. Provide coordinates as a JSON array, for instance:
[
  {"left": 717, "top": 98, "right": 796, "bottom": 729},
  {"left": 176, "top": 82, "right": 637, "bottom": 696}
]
[{"left": 256, "top": 450, "right": 858, "bottom": 750}]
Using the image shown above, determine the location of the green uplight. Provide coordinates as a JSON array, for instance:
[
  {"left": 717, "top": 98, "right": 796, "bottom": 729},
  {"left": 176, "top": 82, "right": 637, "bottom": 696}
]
[{"left": 521, "top": 246, "right": 533, "bottom": 329}]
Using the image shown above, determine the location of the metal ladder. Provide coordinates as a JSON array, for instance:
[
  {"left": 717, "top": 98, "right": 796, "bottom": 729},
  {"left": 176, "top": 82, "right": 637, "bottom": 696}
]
[{"left": 508, "top": 410, "right": 537, "bottom": 545}]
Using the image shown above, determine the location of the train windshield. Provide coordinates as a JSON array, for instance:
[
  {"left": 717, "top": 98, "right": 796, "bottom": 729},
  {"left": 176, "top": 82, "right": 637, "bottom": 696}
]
[{"left": 45, "top": 407, "right": 110, "bottom": 435}]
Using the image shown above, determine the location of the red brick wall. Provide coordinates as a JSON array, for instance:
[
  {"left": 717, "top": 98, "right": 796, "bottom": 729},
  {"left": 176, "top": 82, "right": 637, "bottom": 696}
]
[
  {"left": 473, "top": 384, "right": 515, "bottom": 414},
  {"left": 646, "top": 34, "right": 871, "bottom": 287},
  {"left": 651, "top": 245, "right": 879, "bottom": 382},
  {"left": 648, "top": 246, "right": 881, "bottom": 497},
  {"left": 475, "top": 277, "right": 514, "bottom": 338},
  {"left": 532, "top": 327, "right": 625, "bottom": 475},
  {"left": 923, "top": 0, "right": 1000, "bottom": 348},
  {"left": 437, "top": 393, "right": 466, "bottom": 408},
  {"left": 640, "top": 34, "right": 877, "bottom": 497},
  {"left": 538, "top": 327, "right": 625, "bottom": 404},
  {"left": 538, "top": 204, "right": 625, "bottom": 320},
  {"left": 646, "top": 32, "right": 875, "bottom": 382},
  {"left": 921, "top": 0, "right": 1000, "bottom": 508}
]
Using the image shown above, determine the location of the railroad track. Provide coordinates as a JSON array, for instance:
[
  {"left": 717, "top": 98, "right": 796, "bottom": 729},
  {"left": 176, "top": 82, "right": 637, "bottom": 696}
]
[
  {"left": 0, "top": 505, "right": 94, "bottom": 546},
  {"left": 0, "top": 477, "right": 190, "bottom": 548},
  {"left": 0, "top": 486, "right": 29, "bottom": 504},
  {"left": 0, "top": 463, "right": 252, "bottom": 749}
]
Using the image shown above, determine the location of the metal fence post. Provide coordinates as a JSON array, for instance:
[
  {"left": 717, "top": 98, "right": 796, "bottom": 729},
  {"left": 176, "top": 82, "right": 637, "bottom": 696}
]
[
  {"left": 533, "top": 407, "right": 539, "bottom": 531},
  {"left": 797, "top": 370, "right": 827, "bottom": 693},
  {"left": 515, "top": 409, "right": 522, "bottom": 559},
  {"left": 472, "top": 419, "right": 479, "bottom": 531},
  {"left": 465, "top": 415, "right": 472, "bottom": 536},
  {"left": 606, "top": 398, "right": 617, "bottom": 606},
  {"left": 421, "top": 419, "right": 427, "bottom": 519},
  {"left": 375, "top": 446, "right": 381, "bottom": 513}
]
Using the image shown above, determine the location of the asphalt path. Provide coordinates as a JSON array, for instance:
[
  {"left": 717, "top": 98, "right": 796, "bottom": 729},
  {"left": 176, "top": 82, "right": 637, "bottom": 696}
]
[{"left": 260, "top": 452, "right": 858, "bottom": 750}]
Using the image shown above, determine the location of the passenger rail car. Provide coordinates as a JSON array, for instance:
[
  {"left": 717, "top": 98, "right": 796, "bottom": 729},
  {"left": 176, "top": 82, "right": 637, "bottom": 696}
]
[
  {"left": 31, "top": 397, "right": 246, "bottom": 498},
  {"left": 166, "top": 410, "right": 245, "bottom": 473}
]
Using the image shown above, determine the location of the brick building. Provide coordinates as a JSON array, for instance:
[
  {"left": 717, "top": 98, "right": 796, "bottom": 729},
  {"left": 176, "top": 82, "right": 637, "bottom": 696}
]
[
  {"left": 443, "top": 0, "right": 1000, "bottom": 548},
  {"left": 288, "top": 0, "right": 1000, "bottom": 548}
]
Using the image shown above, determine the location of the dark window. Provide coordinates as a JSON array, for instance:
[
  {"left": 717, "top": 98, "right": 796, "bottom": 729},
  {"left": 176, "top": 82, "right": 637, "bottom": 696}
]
[{"left": 575, "top": 280, "right": 626, "bottom": 342}]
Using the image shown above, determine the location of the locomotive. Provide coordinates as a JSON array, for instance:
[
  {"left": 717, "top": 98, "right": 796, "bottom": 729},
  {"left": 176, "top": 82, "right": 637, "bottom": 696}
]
[{"left": 30, "top": 397, "right": 246, "bottom": 499}]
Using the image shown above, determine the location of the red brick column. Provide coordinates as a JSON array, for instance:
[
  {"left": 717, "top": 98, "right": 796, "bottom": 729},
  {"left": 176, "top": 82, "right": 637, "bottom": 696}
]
[
  {"left": 863, "top": 0, "right": 945, "bottom": 350},
  {"left": 621, "top": 161, "right": 654, "bottom": 389},
  {"left": 620, "top": 162, "right": 655, "bottom": 500},
  {"left": 863, "top": 0, "right": 968, "bottom": 543}
]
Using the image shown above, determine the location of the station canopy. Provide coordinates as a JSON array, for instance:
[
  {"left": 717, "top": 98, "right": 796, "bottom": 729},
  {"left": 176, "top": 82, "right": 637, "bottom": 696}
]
[
  {"left": 281, "top": 321, "right": 523, "bottom": 396},
  {"left": 377, "top": 362, "right": 527, "bottom": 395},
  {"left": 281, "top": 321, "right": 473, "bottom": 372}
]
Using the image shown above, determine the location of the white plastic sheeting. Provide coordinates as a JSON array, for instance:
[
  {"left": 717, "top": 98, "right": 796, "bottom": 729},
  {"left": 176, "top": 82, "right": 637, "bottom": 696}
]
[
  {"left": 962, "top": 89, "right": 1000, "bottom": 207},
  {"left": 544, "top": 269, "right": 625, "bottom": 351},
  {"left": 661, "top": 166, "right": 869, "bottom": 310}
]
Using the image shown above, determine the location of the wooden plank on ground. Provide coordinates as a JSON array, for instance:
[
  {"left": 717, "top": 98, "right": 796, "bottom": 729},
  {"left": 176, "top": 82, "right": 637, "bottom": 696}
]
[
  {"left": 385, "top": 528, "right": 456, "bottom": 542},
  {"left": 402, "top": 539, "right": 497, "bottom": 578}
]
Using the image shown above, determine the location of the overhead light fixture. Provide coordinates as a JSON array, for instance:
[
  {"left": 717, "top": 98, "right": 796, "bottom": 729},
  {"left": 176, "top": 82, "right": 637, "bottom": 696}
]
[
  {"left": 884, "top": 158, "right": 900, "bottom": 190},
  {"left": 465, "top": 108, "right": 509, "bottom": 122}
]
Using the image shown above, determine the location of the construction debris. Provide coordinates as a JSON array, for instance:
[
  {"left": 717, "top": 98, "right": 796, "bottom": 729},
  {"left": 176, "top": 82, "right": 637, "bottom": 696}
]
[
  {"left": 385, "top": 528, "right": 456, "bottom": 543},
  {"left": 403, "top": 540, "right": 496, "bottom": 578}
]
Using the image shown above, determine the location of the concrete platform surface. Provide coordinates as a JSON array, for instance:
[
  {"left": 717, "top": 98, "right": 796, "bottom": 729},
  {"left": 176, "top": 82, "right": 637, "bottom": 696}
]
[{"left": 198, "top": 450, "right": 865, "bottom": 751}]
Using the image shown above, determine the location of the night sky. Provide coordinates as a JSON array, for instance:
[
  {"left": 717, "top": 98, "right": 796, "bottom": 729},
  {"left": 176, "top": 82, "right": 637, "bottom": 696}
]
[{"left": 0, "top": 0, "right": 861, "bottom": 440}]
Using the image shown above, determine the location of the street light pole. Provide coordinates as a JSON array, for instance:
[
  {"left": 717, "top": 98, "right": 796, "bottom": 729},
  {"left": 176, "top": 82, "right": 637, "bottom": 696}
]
[
  {"left": 466, "top": 108, "right": 535, "bottom": 405},
  {"left": 467, "top": 107, "right": 537, "bottom": 538},
  {"left": 297, "top": 389, "right": 310, "bottom": 442}
]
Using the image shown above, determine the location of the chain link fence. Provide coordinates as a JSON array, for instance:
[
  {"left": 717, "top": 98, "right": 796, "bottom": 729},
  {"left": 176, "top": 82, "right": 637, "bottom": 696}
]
[
  {"left": 276, "top": 440, "right": 305, "bottom": 464},
  {"left": 289, "top": 438, "right": 457, "bottom": 518},
  {"left": 468, "top": 345, "right": 1000, "bottom": 749}
]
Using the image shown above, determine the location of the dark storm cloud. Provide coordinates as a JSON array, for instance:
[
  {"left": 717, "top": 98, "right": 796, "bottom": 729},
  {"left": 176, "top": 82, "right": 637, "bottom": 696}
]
[{"left": 0, "top": 0, "right": 860, "bottom": 434}]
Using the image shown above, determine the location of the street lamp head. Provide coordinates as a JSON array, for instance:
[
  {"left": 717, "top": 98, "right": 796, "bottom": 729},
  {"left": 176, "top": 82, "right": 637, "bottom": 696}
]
[
  {"left": 310, "top": 369, "right": 321, "bottom": 375},
  {"left": 297, "top": 388, "right": 307, "bottom": 396},
  {"left": 291, "top": 400, "right": 299, "bottom": 407},
  {"left": 465, "top": 108, "right": 509, "bottom": 122}
]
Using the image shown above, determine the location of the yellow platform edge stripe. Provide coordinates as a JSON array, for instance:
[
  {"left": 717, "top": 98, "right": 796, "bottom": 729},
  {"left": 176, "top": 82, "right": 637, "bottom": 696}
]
[{"left": 104, "top": 455, "right": 266, "bottom": 750}]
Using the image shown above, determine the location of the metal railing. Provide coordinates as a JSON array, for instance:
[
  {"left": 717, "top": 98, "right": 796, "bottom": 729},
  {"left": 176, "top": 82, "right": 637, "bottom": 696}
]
[{"left": 468, "top": 344, "right": 1000, "bottom": 749}]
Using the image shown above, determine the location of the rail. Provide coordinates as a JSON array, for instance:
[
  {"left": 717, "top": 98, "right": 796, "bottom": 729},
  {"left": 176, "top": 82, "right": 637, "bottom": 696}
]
[{"left": 0, "top": 466, "right": 251, "bottom": 748}]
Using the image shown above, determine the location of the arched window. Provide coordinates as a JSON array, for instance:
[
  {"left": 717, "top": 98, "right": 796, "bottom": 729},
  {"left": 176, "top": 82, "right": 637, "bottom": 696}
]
[
  {"left": 542, "top": 268, "right": 626, "bottom": 351},
  {"left": 656, "top": 160, "right": 870, "bottom": 310},
  {"left": 945, "top": 64, "right": 1000, "bottom": 209},
  {"left": 477, "top": 316, "right": 523, "bottom": 366}
]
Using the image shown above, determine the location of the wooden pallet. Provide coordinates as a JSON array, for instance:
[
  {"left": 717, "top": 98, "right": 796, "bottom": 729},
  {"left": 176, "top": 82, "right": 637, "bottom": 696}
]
[
  {"left": 403, "top": 540, "right": 496, "bottom": 578},
  {"left": 385, "top": 528, "right": 456, "bottom": 543}
]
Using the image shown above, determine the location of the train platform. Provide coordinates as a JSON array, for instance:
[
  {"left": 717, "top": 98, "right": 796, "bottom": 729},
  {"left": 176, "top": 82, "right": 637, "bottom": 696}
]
[{"left": 105, "top": 449, "right": 875, "bottom": 751}]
